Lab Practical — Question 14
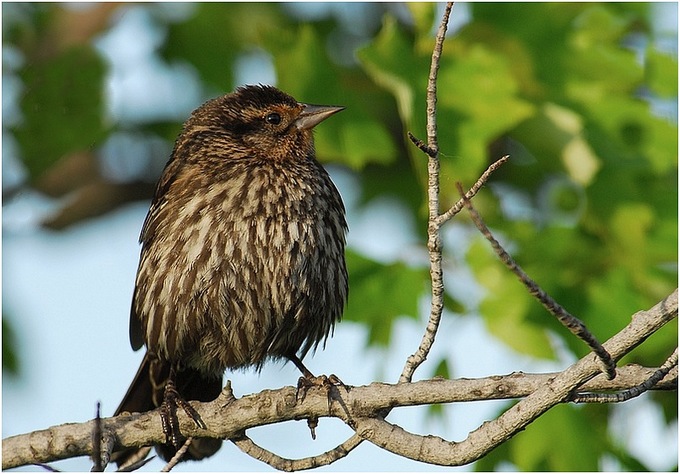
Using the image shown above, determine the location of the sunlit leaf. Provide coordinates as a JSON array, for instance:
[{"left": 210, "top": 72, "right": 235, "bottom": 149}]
[
  {"left": 646, "top": 48, "right": 678, "bottom": 98},
  {"left": 357, "top": 15, "right": 428, "bottom": 137},
  {"left": 161, "top": 3, "right": 287, "bottom": 90}
]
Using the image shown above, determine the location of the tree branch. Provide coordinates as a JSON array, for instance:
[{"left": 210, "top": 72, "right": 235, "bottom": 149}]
[
  {"left": 435, "top": 155, "right": 510, "bottom": 225},
  {"left": 570, "top": 348, "right": 677, "bottom": 403},
  {"left": 349, "top": 290, "right": 677, "bottom": 465},
  {"left": 3, "top": 289, "right": 676, "bottom": 470},
  {"left": 400, "top": 1, "right": 454, "bottom": 385},
  {"left": 457, "top": 181, "right": 616, "bottom": 379},
  {"left": 230, "top": 432, "right": 363, "bottom": 472}
]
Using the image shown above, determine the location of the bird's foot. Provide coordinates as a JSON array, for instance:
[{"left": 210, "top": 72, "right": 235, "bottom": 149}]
[
  {"left": 296, "top": 374, "right": 348, "bottom": 440},
  {"left": 160, "top": 376, "right": 206, "bottom": 449},
  {"left": 295, "top": 373, "right": 346, "bottom": 403},
  {"left": 288, "top": 355, "right": 349, "bottom": 439}
]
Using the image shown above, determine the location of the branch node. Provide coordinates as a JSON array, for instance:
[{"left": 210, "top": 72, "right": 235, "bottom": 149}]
[
  {"left": 408, "top": 131, "right": 437, "bottom": 157},
  {"left": 219, "top": 380, "right": 237, "bottom": 406}
]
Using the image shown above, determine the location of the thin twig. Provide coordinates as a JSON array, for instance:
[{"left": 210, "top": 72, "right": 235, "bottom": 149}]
[
  {"left": 436, "top": 155, "right": 510, "bottom": 226},
  {"left": 160, "top": 437, "right": 192, "bottom": 472},
  {"left": 401, "top": 1, "right": 454, "bottom": 385},
  {"left": 408, "top": 131, "right": 436, "bottom": 157},
  {"left": 456, "top": 182, "right": 617, "bottom": 379},
  {"left": 571, "top": 348, "right": 678, "bottom": 403}
]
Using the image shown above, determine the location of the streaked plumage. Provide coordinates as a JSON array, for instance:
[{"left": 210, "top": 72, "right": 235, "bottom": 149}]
[{"left": 113, "top": 85, "right": 347, "bottom": 467}]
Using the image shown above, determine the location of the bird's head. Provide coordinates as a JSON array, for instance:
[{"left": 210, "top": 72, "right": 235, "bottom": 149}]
[{"left": 179, "top": 84, "right": 343, "bottom": 163}]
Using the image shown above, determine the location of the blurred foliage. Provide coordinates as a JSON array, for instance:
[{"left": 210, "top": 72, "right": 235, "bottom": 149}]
[
  {"left": 344, "top": 249, "right": 428, "bottom": 346},
  {"left": 3, "top": 2, "right": 676, "bottom": 471}
]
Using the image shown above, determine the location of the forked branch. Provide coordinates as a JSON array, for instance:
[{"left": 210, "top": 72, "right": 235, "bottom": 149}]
[{"left": 3, "top": 291, "right": 675, "bottom": 470}]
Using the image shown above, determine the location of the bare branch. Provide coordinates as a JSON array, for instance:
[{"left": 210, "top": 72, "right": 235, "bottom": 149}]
[
  {"left": 231, "top": 433, "right": 363, "bottom": 472},
  {"left": 350, "top": 291, "right": 677, "bottom": 465},
  {"left": 571, "top": 347, "right": 678, "bottom": 403},
  {"left": 4, "top": 287, "right": 675, "bottom": 471},
  {"left": 160, "top": 437, "right": 192, "bottom": 472},
  {"left": 424, "top": 3, "right": 453, "bottom": 154},
  {"left": 436, "top": 155, "right": 510, "bottom": 225},
  {"left": 401, "top": 1, "right": 454, "bottom": 385},
  {"left": 407, "top": 131, "right": 436, "bottom": 157},
  {"left": 457, "top": 182, "right": 617, "bottom": 379}
]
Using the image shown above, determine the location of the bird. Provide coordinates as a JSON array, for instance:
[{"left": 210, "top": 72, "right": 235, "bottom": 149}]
[{"left": 112, "top": 84, "right": 348, "bottom": 468}]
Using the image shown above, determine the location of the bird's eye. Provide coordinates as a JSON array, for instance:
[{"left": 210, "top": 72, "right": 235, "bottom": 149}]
[{"left": 265, "top": 112, "right": 282, "bottom": 125}]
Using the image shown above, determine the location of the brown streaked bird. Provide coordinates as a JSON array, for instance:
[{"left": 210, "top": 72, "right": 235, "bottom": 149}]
[{"left": 112, "top": 85, "right": 348, "bottom": 468}]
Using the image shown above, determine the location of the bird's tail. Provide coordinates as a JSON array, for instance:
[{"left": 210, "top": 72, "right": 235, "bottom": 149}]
[{"left": 111, "top": 352, "right": 223, "bottom": 469}]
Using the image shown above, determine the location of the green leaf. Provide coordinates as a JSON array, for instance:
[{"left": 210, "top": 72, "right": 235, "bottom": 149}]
[
  {"left": 406, "top": 3, "right": 437, "bottom": 39},
  {"left": 344, "top": 250, "right": 427, "bottom": 347},
  {"left": 646, "top": 48, "right": 678, "bottom": 98},
  {"left": 583, "top": 268, "right": 677, "bottom": 364},
  {"left": 14, "top": 45, "right": 108, "bottom": 179},
  {"left": 357, "top": 15, "right": 428, "bottom": 135},
  {"left": 436, "top": 40, "right": 536, "bottom": 188},
  {"left": 566, "top": 7, "right": 643, "bottom": 90},
  {"left": 509, "top": 405, "right": 605, "bottom": 470},
  {"left": 358, "top": 13, "right": 537, "bottom": 212}
]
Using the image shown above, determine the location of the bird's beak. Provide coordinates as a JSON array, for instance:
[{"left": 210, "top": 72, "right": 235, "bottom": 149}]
[{"left": 295, "top": 104, "right": 345, "bottom": 130}]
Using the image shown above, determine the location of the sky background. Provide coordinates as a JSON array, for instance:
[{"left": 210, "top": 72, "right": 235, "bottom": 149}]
[{"left": 3, "top": 3, "right": 678, "bottom": 472}]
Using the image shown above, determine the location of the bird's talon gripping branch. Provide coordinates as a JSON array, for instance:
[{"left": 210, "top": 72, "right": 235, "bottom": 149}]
[
  {"left": 328, "top": 374, "right": 348, "bottom": 391},
  {"left": 160, "top": 391, "right": 180, "bottom": 449},
  {"left": 159, "top": 374, "right": 206, "bottom": 450},
  {"left": 296, "top": 376, "right": 314, "bottom": 402}
]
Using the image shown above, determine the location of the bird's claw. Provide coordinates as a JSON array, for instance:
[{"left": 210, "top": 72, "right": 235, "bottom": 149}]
[
  {"left": 295, "top": 373, "right": 347, "bottom": 403},
  {"left": 295, "top": 373, "right": 349, "bottom": 440},
  {"left": 160, "top": 377, "right": 206, "bottom": 449}
]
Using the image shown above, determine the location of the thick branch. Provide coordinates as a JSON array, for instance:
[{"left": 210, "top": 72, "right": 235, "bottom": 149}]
[
  {"left": 4, "top": 363, "right": 674, "bottom": 470},
  {"left": 3, "top": 287, "right": 675, "bottom": 470}
]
